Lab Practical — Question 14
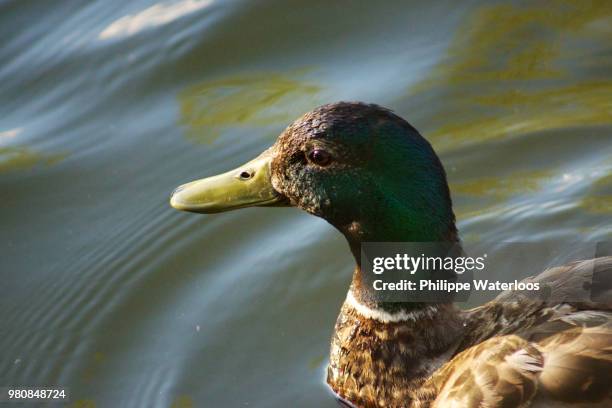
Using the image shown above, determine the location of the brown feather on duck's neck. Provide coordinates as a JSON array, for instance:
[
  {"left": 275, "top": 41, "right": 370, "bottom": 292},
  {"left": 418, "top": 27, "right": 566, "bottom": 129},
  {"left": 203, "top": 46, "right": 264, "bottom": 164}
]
[{"left": 328, "top": 217, "right": 464, "bottom": 407}]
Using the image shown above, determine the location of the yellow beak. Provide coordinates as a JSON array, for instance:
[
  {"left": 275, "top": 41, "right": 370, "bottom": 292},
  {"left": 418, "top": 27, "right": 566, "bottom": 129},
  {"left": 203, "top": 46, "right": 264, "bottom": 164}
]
[{"left": 170, "top": 149, "right": 285, "bottom": 214}]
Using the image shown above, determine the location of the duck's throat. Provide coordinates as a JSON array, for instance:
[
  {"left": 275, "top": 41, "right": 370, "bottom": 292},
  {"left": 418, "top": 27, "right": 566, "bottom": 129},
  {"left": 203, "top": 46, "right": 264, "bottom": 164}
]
[
  {"left": 339, "top": 214, "right": 459, "bottom": 267},
  {"left": 327, "top": 289, "right": 463, "bottom": 407},
  {"left": 334, "top": 194, "right": 461, "bottom": 308},
  {"left": 327, "top": 205, "right": 462, "bottom": 405}
]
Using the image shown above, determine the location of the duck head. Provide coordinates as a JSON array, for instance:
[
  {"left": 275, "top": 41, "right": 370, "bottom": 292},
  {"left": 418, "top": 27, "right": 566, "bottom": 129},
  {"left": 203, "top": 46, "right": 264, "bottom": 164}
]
[{"left": 170, "top": 102, "right": 457, "bottom": 261}]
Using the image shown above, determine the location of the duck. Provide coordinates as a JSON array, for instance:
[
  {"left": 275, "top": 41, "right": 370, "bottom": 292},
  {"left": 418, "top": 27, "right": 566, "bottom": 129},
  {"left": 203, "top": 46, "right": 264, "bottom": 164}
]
[{"left": 170, "top": 102, "right": 612, "bottom": 407}]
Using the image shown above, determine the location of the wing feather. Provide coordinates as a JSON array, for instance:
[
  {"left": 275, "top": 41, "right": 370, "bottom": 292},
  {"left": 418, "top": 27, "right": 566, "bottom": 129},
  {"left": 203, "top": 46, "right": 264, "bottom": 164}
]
[{"left": 427, "top": 257, "right": 612, "bottom": 407}]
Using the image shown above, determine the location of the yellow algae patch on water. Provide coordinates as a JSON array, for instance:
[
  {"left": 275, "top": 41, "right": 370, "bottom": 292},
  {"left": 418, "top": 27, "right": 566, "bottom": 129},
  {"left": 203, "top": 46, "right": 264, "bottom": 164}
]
[
  {"left": 407, "top": 1, "right": 612, "bottom": 151},
  {"left": 451, "top": 169, "right": 552, "bottom": 199},
  {"left": 450, "top": 169, "right": 554, "bottom": 221},
  {"left": 581, "top": 195, "right": 612, "bottom": 214},
  {"left": 170, "top": 395, "right": 194, "bottom": 408},
  {"left": 81, "top": 351, "right": 107, "bottom": 383},
  {"left": 0, "top": 147, "right": 65, "bottom": 173},
  {"left": 580, "top": 171, "right": 612, "bottom": 214},
  {"left": 178, "top": 70, "right": 322, "bottom": 144}
]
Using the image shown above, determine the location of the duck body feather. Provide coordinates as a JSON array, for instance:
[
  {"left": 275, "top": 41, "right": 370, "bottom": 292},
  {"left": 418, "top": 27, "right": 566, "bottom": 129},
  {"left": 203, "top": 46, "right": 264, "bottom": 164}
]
[{"left": 329, "top": 257, "right": 612, "bottom": 407}]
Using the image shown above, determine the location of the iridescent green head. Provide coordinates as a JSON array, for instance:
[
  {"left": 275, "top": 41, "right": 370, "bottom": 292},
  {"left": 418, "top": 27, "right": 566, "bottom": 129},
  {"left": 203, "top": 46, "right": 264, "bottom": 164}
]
[{"left": 171, "top": 102, "right": 457, "bottom": 257}]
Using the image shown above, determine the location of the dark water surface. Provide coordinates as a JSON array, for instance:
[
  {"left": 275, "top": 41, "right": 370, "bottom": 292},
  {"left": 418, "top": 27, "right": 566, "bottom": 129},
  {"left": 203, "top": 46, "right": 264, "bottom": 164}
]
[{"left": 1, "top": 0, "right": 611, "bottom": 406}]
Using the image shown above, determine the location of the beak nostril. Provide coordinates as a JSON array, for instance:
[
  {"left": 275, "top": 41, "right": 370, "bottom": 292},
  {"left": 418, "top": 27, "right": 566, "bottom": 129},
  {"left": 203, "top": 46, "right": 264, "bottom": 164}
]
[{"left": 239, "top": 171, "right": 253, "bottom": 180}]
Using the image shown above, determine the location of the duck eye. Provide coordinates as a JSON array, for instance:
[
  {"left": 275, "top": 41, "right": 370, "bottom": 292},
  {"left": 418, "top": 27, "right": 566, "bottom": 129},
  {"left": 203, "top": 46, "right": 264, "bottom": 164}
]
[{"left": 307, "top": 148, "right": 332, "bottom": 167}]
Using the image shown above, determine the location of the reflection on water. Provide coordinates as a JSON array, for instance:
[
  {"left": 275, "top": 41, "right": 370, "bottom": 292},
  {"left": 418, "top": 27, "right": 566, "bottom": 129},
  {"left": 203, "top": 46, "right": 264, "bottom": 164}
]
[
  {"left": 99, "top": 0, "right": 214, "bottom": 40},
  {"left": 453, "top": 169, "right": 552, "bottom": 199},
  {"left": 0, "top": 0, "right": 611, "bottom": 407},
  {"left": 409, "top": 0, "right": 612, "bottom": 150},
  {"left": 170, "top": 395, "right": 195, "bottom": 408},
  {"left": 0, "top": 128, "right": 64, "bottom": 173},
  {"left": 0, "top": 146, "right": 65, "bottom": 173},
  {"left": 582, "top": 171, "right": 612, "bottom": 214},
  {"left": 178, "top": 70, "right": 322, "bottom": 143}
]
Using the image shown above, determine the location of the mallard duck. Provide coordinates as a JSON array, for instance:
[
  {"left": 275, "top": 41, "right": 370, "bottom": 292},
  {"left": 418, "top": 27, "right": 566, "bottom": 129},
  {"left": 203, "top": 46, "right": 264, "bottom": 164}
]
[{"left": 170, "top": 102, "right": 612, "bottom": 407}]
